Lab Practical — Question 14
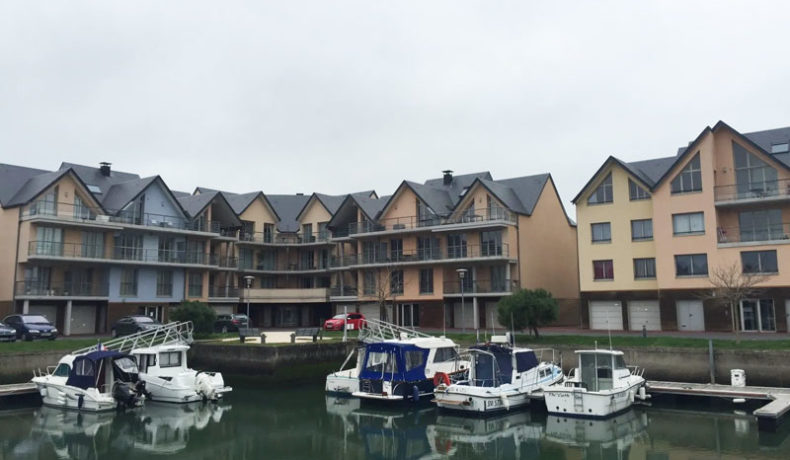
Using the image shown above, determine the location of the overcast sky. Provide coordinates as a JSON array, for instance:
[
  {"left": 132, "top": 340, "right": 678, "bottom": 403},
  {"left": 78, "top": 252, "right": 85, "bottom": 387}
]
[{"left": 2, "top": 1, "right": 789, "bottom": 218}]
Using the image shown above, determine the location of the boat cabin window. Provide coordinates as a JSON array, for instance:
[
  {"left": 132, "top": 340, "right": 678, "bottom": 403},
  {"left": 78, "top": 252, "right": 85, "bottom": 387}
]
[
  {"left": 114, "top": 357, "right": 138, "bottom": 374},
  {"left": 404, "top": 350, "right": 425, "bottom": 371},
  {"left": 473, "top": 353, "right": 498, "bottom": 387},
  {"left": 614, "top": 355, "right": 626, "bottom": 369},
  {"left": 579, "top": 353, "right": 614, "bottom": 392},
  {"left": 138, "top": 354, "right": 157, "bottom": 372},
  {"left": 159, "top": 351, "right": 182, "bottom": 368},
  {"left": 365, "top": 351, "right": 398, "bottom": 374},
  {"left": 53, "top": 363, "right": 71, "bottom": 377},
  {"left": 433, "top": 347, "right": 458, "bottom": 363},
  {"left": 74, "top": 359, "right": 94, "bottom": 376}
]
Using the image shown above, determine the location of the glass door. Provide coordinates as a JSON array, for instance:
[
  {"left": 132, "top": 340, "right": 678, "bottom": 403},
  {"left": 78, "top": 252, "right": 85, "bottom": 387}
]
[
  {"left": 759, "top": 299, "right": 776, "bottom": 331},
  {"left": 740, "top": 300, "right": 758, "bottom": 331}
]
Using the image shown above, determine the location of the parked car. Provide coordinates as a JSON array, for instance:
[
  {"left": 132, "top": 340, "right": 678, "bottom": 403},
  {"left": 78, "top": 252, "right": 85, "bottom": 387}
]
[
  {"left": 214, "top": 314, "right": 249, "bottom": 333},
  {"left": 0, "top": 321, "right": 17, "bottom": 342},
  {"left": 111, "top": 315, "right": 163, "bottom": 337},
  {"left": 2, "top": 314, "right": 58, "bottom": 341},
  {"left": 323, "top": 313, "right": 366, "bottom": 331}
]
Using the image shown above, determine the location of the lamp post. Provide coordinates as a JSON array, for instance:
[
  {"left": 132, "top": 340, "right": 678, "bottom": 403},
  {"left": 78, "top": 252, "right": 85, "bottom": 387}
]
[
  {"left": 243, "top": 275, "right": 254, "bottom": 322},
  {"left": 456, "top": 268, "right": 468, "bottom": 335}
]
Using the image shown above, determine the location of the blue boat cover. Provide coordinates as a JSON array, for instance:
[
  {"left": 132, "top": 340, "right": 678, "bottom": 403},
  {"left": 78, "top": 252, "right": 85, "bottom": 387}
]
[
  {"left": 65, "top": 350, "right": 130, "bottom": 390},
  {"left": 358, "top": 342, "right": 430, "bottom": 382}
]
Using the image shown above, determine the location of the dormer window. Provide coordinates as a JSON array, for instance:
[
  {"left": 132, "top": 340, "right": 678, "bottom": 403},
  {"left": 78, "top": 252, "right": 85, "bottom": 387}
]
[
  {"left": 670, "top": 153, "right": 702, "bottom": 194},
  {"left": 771, "top": 143, "right": 789, "bottom": 154},
  {"left": 587, "top": 173, "right": 613, "bottom": 205},
  {"left": 87, "top": 184, "right": 102, "bottom": 194}
]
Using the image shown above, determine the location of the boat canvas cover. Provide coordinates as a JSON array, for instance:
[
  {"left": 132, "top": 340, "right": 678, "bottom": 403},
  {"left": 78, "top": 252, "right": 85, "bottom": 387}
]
[
  {"left": 65, "top": 350, "right": 132, "bottom": 390},
  {"left": 470, "top": 345, "right": 538, "bottom": 387},
  {"left": 358, "top": 342, "right": 430, "bottom": 382}
]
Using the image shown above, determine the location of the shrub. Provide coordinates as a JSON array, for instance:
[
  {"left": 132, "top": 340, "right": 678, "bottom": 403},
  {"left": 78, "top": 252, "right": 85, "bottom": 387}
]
[
  {"left": 497, "top": 288, "right": 558, "bottom": 338},
  {"left": 170, "top": 301, "right": 216, "bottom": 334}
]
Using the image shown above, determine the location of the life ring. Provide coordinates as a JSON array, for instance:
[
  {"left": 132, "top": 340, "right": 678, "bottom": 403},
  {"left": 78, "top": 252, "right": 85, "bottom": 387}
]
[{"left": 433, "top": 372, "right": 451, "bottom": 387}]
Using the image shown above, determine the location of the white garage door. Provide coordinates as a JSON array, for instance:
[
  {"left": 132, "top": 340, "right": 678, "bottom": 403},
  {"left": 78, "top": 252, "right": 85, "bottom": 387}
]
[
  {"left": 358, "top": 303, "right": 380, "bottom": 321},
  {"left": 676, "top": 300, "right": 705, "bottom": 331},
  {"left": 589, "top": 301, "right": 623, "bottom": 330},
  {"left": 213, "top": 305, "right": 235, "bottom": 316},
  {"left": 453, "top": 302, "right": 475, "bottom": 329},
  {"left": 484, "top": 301, "right": 506, "bottom": 330},
  {"left": 628, "top": 301, "right": 661, "bottom": 331},
  {"left": 70, "top": 305, "right": 97, "bottom": 335},
  {"left": 29, "top": 305, "right": 58, "bottom": 324}
]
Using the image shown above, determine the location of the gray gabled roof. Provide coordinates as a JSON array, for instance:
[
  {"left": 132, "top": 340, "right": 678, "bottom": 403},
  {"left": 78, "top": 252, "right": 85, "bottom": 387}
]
[
  {"left": 5, "top": 169, "right": 72, "bottom": 207},
  {"left": 405, "top": 181, "right": 454, "bottom": 216},
  {"left": 223, "top": 191, "right": 263, "bottom": 215},
  {"left": 486, "top": 173, "right": 551, "bottom": 215},
  {"left": 60, "top": 162, "right": 141, "bottom": 196},
  {"left": 101, "top": 176, "right": 159, "bottom": 212},
  {"left": 177, "top": 191, "right": 218, "bottom": 217},
  {"left": 267, "top": 194, "right": 311, "bottom": 233},
  {"left": 352, "top": 192, "right": 387, "bottom": 220},
  {"left": 0, "top": 164, "right": 56, "bottom": 207},
  {"left": 623, "top": 156, "right": 677, "bottom": 187}
]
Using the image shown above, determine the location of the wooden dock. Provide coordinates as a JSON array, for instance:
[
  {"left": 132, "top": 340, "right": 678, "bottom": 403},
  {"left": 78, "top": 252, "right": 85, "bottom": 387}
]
[
  {"left": 647, "top": 380, "right": 790, "bottom": 431},
  {"left": 0, "top": 382, "right": 38, "bottom": 398}
]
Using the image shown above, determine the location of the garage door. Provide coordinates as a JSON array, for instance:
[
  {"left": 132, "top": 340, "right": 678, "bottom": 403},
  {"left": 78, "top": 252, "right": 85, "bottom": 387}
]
[
  {"left": 213, "top": 305, "right": 235, "bottom": 316},
  {"left": 70, "top": 305, "right": 97, "bottom": 335},
  {"left": 453, "top": 302, "right": 475, "bottom": 329},
  {"left": 484, "top": 301, "right": 506, "bottom": 330},
  {"left": 628, "top": 301, "right": 661, "bottom": 331},
  {"left": 29, "top": 305, "right": 58, "bottom": 325},
  {"left": 358, "top": 303, "right": 380, "bottom": 321},
  {"left": 589, "top": 301, "right": 623, "bottom": 330},
  {"left": 676, "top": 300, "right": 705, "bottom": 331}
]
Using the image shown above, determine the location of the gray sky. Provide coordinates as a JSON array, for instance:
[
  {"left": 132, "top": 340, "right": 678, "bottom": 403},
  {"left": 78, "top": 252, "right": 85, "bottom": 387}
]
[{"left": 2, "top": 1, "right": 790, "bottom": 218}]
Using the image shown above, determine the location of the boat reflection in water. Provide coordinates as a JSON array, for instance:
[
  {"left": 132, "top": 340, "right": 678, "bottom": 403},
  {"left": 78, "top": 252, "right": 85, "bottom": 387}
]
[
  {"left": 544, "top": 408, "right": 648, "bottom": 459},
  {"left": 426, "top": 411, "right": 544, "bottom": 458},
  {"left": 27, "top": 402, "right": 230, "bottom": 459}
]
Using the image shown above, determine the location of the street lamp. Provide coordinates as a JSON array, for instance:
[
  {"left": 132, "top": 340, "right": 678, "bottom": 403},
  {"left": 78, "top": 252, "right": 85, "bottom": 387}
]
[
  {"left": 243, "top": 275, "right": 254, "bottom": 321},
  {"left": 456, "top": 268, "right": 468, "bottom": 335}
]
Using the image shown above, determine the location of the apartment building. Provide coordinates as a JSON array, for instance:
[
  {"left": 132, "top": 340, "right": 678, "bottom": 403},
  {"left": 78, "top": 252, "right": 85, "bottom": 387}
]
[{"left": 574, "top": 121, "right": 790, "bottom": 333}]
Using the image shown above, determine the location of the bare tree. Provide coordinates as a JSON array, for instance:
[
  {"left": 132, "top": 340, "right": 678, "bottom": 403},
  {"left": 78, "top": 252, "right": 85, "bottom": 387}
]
[
  {"left": 702, "top": 262, "right": 766, "bottom": 343},
  {"left": 372, "top": 265, "right": 405, "bottom": 323}
]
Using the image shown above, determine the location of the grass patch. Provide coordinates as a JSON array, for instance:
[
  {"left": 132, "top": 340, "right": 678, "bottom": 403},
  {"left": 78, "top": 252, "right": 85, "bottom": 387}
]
[{"left": 0, "top": 337, "right": 109, "bottom": 354}]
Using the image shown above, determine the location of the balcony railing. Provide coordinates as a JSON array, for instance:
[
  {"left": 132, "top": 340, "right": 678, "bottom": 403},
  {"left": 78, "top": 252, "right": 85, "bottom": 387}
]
[
  {"left": 209, "top": 286, "right": 240, "bottom": 298},
  {"left": 330, "top": 286, "right": 358, "bottom": 297},
  {"left": 717, "top": 225, "right": 790, "bottom": 244},
  {"left": 331, "top": 243, "right": 510, "bottom": 267},
  {"left": 345, "top": 207, "right": 516, "bottom": 236},
  {"left": 15, "top": 280, "right": 109, "bottom": 297},
  {"left": 27, "top": 241, "right": 214, "bottom": 266},
  {"left": 212, "top": 256, "right": 239, "bottom": 268},
  {"left": 244, "top": 260, "right": 331, "bottom": 272},
  {"left": 714, "top": 180, "right": 790, "bottom": 203},
  {"left": 239, "top": 232, "right": 331, "bottom": 245},
  {"left": 443, "top": 279, "right": 520, "bottom": 295}
]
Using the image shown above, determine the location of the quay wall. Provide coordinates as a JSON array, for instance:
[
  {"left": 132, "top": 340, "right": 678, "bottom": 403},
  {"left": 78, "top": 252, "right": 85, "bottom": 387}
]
[{"left": 0, "top": 351, "right": 65, "bottom": 384}]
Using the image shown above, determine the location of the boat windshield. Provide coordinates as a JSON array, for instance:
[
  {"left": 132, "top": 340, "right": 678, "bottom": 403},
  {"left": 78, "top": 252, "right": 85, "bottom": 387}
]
[
  {"left": 579, "top": 353, "right": 614, "bottom": 392},
  {"left": 365, "top": 351, "right": 398, "bottom": 374},
  {"left": 53, "top": 363, "right": 71, "bottom": 377},
  {"left": 114, "top": 357, "right": 139, "bottom": 374},
  {"left": 433, "top": 347, "right": 458, "bottom": 363}
]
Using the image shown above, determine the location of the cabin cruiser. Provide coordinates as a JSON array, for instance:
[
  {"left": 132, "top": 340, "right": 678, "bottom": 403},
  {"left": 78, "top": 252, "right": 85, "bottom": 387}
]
[
  {"left": 433, "top": 343, "right": 563, "bottom": 413},
  {"left": 542, "top": 349, "right": 647, "bottom": 418},
  {"left": 32, "top": 350, "right": 147, "bottom": 412},
  {"left": 326, "top": 344, "right": 365, "bottom": 395},
  {"left": 131, "top": 343, "right": 231, "bottom": 403},
  {"left": 351, "top": 337, "right": 468, "bottom": 403}
]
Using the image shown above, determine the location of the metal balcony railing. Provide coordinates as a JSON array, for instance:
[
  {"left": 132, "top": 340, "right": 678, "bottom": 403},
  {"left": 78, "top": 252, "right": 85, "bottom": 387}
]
[
  {"left": 443, "top": 279, "right": 520, "bottom": 295},
  {"left": 239, "top": 232, "right": 331, "bottom": 245},
  {"left": 15, "top": 280, "right": 109, "bottom": 297},
  {"left": 247, "top": 260, "right": 331, "bottom": 272},
  {"left": 209, "top": 286, "right": 240, "bottom": 298},
  {"left": 211, "top": 255, "right": 239, "bottom": 268},
  {"left": 331, "top": 243, "right": 510, "bottom": 267},
  {"left": 330, "top": 286, "right": 358, "bottom": 297},
  {"left": 714, "top": 179, "right": 790, "bottom": 203},
  {"left": 345, "top": 207, "right": 516, "bottom": 236},
  {"left": 27, "top": 241, "right": 214, "bottom": 266},
  {"left": 717, "top": 225, "right": 790, "bottom": 244}
]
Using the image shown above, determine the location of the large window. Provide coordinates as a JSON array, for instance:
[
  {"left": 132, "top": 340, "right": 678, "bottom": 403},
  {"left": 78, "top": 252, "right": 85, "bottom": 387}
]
[
  {"left": 120, "top": 268, "right": 138, "bottom": 296},
  {"left": 81, "top": 232, "right": 104, "bottom": 258},
  {"left": 591, "top": 222, "right": 611, "bottom": 243},
  {"left": 363, "top": 271, "right": 376, "bottom": 295},
  {"left": 302, "top": 223, "right": 313, "bottom": 242},
  {"left": 447, "top": 233, "right": 467, "bottom": 258},
  {"left": 188, "top": 272, "right": 202, "bottom": 297},
  {"left": 738, "top": 209, "right": 783, "bottom": 242},
  {"left": 390, "top": 270, "right": 404, "bottom": 294},
  {"left": 31, "top": 187, "right": 58, "bottom": 216},
  {"left": 73, "top": 195, "right": 94, "bottom": 220},
  {"left": 115, "top": 234, "right": 143, "bottom": 261},
  {"left": 629, "top": 179, "right": 650, "bottom": 201},
  {"left": 631, "top": 219, "right": 653, "bottom": 241},
  {"left": 36, "top": 226, "right": 63, "bottom": 256},
  {"left": 740, "top": 299, "right": 776, "bottom": 331},
  {"left": 741, "top": 250, "right": 778, "bottom": 274},
  {"left": 675, "top": 254, "right": 708, "bottom": 276},
  {"left": 670, "top": 153, "right": 702, "bottom": 194},
  {"left": 587, "top": 173, "right": 613, "bottom": 205},
  {"left": 633, "top": 258, "right": 656, "bottom": 279},
  {"left": 263, "top": 223, "right": 274, "bottom": 243},
  {"left": 418, "top": 237, "right": 440, "bottom": 260},
  {"left": 480, "top": 230, "right": 503, "bottom": 256},
  {"left": 593, "top": 260, "right": 614, "bottom": 280},
  {"left": 673, "top": 212, "right": 704, "bottom": 235},
  {"left": 390, "top": 239, "right": 403, "bottom": 261},
  {"left": 156, "top": 270, "right": 173, "bottom": 297},
  {"left": 734, "top": 142, "right": 778, "bottom": 198},
  {"left": 419, "top": 269, "right": 433, "bottom": 294},
  {"left": 239, "top": 248, "right": 253, "bottom": 270},
  {"left": 159, "top": 351, "right": 182, "bottom": 368}
]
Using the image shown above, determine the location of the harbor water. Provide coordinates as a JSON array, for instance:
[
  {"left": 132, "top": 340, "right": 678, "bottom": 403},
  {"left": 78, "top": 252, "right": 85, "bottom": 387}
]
[{"left": 3, "top": 378, "right": 790, "bottom": 459}]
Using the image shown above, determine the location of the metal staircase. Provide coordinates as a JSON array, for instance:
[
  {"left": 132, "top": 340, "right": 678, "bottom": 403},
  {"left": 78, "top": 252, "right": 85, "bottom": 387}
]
[
  {"left": 73, "top": 321, "right": 194, "bottom": 355},
  {"left": 357, "top": 318, "right": 433, "bottom": 344}
]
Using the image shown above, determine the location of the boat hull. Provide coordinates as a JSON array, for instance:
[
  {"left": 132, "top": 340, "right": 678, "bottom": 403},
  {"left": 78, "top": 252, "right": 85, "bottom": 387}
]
[
  {"left": 326, "top": 369, "right": 360, "bottom": 395},
  {"left": 434, "top": 388, "right": 532, "bottom": 414},
  {"left": 543, "top": 380, "right": 644, "bottom": 418},
  {"left": 34, "top": 380, "right": 137, "bottom": 412}
]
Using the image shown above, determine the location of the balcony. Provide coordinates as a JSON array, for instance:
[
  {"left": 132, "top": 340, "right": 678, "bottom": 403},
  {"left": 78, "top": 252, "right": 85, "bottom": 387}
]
[
  {"left": 343, "top": 207, "right": 516, "bottom": 237},
  {"left": 331, "top": 243, "right": 512, "bottom": 268},
  {"left": 242, "top": 260, "right": 332, "bottom": 273},
  {"left": 27, "top": 241, "right": 215, "bottom": 267},
  {"left": 212, "top": 255, "right": 239, "bottom": 269},
  {"left": 329, "top": 286, "right": 358, "bottom": 299},
  {"left": 208, "top": 286, "right": 240, "bottom": 300},
  {"left": 15, "top": 280, "right": 109, "bottom": 299},
  {"left": 714, "top": 180, "right": 790, "bottom": 206},
  {"left": 443, "top": 279, "right": 520, "bottom": 297},
  {"left": 243, "top": 287, "right": 329, "bottom": 303},
  {"left": 239, "top": 232, "right": 331, "bottom": 246},
  {"left": 717, "top": 225, "right": 790, "bottom": 246}
]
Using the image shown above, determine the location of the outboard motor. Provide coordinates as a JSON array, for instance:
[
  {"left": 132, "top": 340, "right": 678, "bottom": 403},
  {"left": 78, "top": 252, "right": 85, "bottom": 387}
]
[
  {"left": 113, "top": 381, "right": 143, "bottom": 409},
  {"left": 196, "top": 372, "right": 217, "bottom": 401}
]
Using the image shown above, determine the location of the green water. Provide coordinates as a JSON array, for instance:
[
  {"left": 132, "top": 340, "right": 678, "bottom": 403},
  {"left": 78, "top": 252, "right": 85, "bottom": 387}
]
[{"left": 2, "top": 378, "right": 790, "bottom": 459}]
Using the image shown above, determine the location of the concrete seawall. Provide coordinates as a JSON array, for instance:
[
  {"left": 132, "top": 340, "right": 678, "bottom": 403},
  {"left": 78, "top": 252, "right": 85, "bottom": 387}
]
[{"left": 0, "top": 351, "right": 66, "bottom": 384}]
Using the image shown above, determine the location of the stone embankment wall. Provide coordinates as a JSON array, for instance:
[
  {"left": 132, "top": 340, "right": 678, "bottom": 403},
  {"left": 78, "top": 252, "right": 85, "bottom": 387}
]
[{"left": 0, "top": 351, "right": 65, "bottom": 384}]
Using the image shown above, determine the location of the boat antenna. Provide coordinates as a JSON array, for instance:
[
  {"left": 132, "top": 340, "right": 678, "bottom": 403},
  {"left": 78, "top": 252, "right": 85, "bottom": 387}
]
[
  {"left": 607, "top": 320, "right": 613, "bottom": 351},
  {"left": 510, "top": 312, "right": 515, "bottom": 347}
]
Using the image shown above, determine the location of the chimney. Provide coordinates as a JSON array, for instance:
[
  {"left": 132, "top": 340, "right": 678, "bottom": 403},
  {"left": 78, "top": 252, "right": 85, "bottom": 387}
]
[
  {"left": 296, "top": 193, "right": 304, "bottom": 196},
  {"left": 442, "top": 170, "right": 453, "bottom": 186},
  {"left": 99, "top": 162, "right": 112, "bottom": 177}
]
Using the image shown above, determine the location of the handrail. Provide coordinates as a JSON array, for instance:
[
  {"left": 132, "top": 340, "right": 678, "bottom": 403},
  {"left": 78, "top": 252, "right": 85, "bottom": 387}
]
[
  {"left": 27, "top": 241, "right": 215, "bottom": 266},
  {"left": 716, "top": 224, "right": 790, "bottom": 244},
  {"left": 357, "top": 318, "right": 433, "bottom": 344},
  {"left": 346, "top": 207, "right": 516, "bottom": 236},
  {"left": 331, "top": 243, "right": 510, "bottom": 267},
  {"left": 72, "top": 321, "right": 194, "bottom": 355},
  {"left": 714, "top": 179, "right": 790, "bottom": 202}
]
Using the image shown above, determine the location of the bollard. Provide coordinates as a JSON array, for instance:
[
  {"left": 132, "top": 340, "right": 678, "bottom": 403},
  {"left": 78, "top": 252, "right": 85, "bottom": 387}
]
[
  {"left": 261, "top": 333, "right": 266, "bottom": 344},
  {"left": 290, "top": 333, "right": 296, "bottom": 344}
]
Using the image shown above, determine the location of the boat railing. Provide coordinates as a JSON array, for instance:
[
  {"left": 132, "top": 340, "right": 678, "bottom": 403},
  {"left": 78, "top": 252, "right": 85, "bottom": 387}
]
[
  {"left": 72, "top": 321, "right": 194, "bottom": 355},
  {"left": 357, "top": 318, "right": 432, "bottom": 344},
  {"left": 627, "top": 365, "right": 645, "bottom": 378},
  {"left": 32, "top": 365, "right": 57, "bottom": 378},
  {"left": 532, "top": 348, "right": 559, "bottom": 365}
]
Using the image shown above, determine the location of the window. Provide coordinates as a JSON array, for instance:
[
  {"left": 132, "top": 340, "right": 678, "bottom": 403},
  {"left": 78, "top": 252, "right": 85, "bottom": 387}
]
[
  {"left": 675, "top": 254, "right": 708, "bottom": 276},
  {"left": 628, "top": 179, "right": 650, "bottom": 201},
  {"left": 390, "top": 239, "right": 403, "bottom": 261},
  {"left": 771, "top": 143, "right": 790, "bottom": 154},
  {"left": 417, "top": 237, "right": 440, "bottom": 260},
  {"left": 188, "top": 272, "right": 202, "bottom": 297},
  {"left": 31, "top": 187, "right": 57, "bottom": 216},
  {"left": 156, "top": 270, "right": 173, "bottom": 297},
  {"left": 365, "top": 351, "right": 398, "bottom": 374},
  {"left": 490, "top": 266, "right": 507, "bottom": 292},
  {"left": 404, "top": 350, "right": 425, "bottom": 371},
  {"left": 416, "top": 199, "right": 438, "bottom": 227},
  {"left": 673, "top": 212, "right": 704, "bottom": 235},
  {"left": 591, "top": 222, "right": 611, "bottom": 243},
  {"left": 53, "top": 363, "right": 71, "bottom": 377},
  {"left": 318, "top": 222, "right": 329, "bottom": 240},
  {"left": 734, "top": 142, "right": 778, "bottom": 198},
  {"left": 593, "top": 260, "right": 614, "bottom": 280},
  {"left": 741, "top": 299, "right": 776, "bottom": 331},
  {"left": 239, "top": 248, "right": 253, "bottom": 270},
  {"left": 36, "top": 226, "right": 63, "bottom": 256},
  {"left": 73, "top": 195, "right": 94, "bottom": 220},
  {"left": 363, "top": 271, "right": 376, "bottom": 295},
  {"left": 115, "top": 234, "right": 143, "bottom": 261},
  {"left": 263, "top": 223, "right": 274, "bottom": 243},
  {"left": 82, "top": 232, "right": 104, "bottom": 258},
  {"left": 671, "top": 153, "right": 702, "bottom": 194},
  {"left": 741, "top": 250, "right": 778, "bottom": 274},
  {"left": 159, "top": 351, "right": 182, "bottom": 368},
  {"left": 158, "top": 237, "right": 178, "bottom": 263},
  {"left": 302, "top": 223, "right": 313, "bottom": 242},
  {"left": 419, "top": 268, "right": 433, "bottom": 294},
  {"left": 390, "top": 270, "right": 404, "bottom": 295},
  {"left": 633, "top": 258, "right": 656, "bottom": 279},
  {"left": 738, "top": 209, "right": 783, "bottom": 242},
  {"left": 447, "top": 233, "right": 467, "bottom": 258},
  {"left": 259, "top": 276, "right": 275, "bottom": 289},
  {"left": 434, "top": 347, "right": 459, "bottom": 363},
  {"left": 587, "top": 173, "right": 613, "bottom": 205},
  {"left": 480, "top": 230, "right": 503, "bottom": 256},
  {"left": 120, "top": 268, "right": 138, "bottom": 296},
  {"left": 631, "top": 219, "right": 653, "bottom": 241}
]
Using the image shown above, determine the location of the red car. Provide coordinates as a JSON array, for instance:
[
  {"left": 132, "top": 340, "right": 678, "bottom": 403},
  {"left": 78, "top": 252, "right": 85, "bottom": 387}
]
[{"left": 324, "top": 313, "right": 366, "bottom": 331}]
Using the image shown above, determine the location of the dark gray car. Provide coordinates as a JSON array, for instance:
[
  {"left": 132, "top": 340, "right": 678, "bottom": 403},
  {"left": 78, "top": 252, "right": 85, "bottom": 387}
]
[
  {"left": 2, "top": 314, "right": 58, "bottom": 341},
  {"left": 0, "top": 321, "right": 16, "bottom": 342},
  {"left": 111, "top": 315, "right": 163, "bottom": 337}
]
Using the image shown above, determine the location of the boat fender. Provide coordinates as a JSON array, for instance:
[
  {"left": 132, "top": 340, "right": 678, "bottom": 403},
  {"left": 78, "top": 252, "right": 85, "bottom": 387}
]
[
  {"left": 78, "top": 394, "right": 84, "bottom": 410},
  {"left": 500, "top": 393, "right": 510, "bottom": 411},
  {"left": 412, "top": 385, "right": 420, "bottom": 402},
  {"left": 628, "top": 390, "right": 635, "bottom": 404},
  {"left": 433, "top": 372, "right": 451, "bottom": 387}
]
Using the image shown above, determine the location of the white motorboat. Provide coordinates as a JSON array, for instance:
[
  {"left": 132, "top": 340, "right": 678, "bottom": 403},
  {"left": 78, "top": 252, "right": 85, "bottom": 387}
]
[
  {"left": 131, "top": 343, "right": 231, "bottom": 403},
  {"left": 433, "top": 343, "right": 563, "bottom": 413},
  {"left": 325, "top": 345, "right": 365, "bottom": 395},
  {"left": 542, "top": 349, "right": 647, "bottom": 418},
  {"left": 32, "top": 350, "right": 147, "bottom": 412}
]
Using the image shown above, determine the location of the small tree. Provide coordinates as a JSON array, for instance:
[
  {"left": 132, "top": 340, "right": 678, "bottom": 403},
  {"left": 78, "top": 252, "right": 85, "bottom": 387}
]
[
  {"left": 703, "top": 262, "right": 766, "bottom": 344},
  {"left": 372, "top": 265, "right": 407, "bottom": 323},
  {"left": 497, "top": 288, "right": 558, "bottom": 338},
  {"left": 170, "top": 301, "right": 216, "bottom": 334}
]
